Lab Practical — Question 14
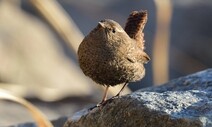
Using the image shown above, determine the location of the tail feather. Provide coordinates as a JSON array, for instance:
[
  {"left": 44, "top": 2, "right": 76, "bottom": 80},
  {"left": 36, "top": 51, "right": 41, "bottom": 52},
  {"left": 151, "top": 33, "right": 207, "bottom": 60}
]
[{"left": 124, "top": 10, "right": 148, "bottom": 51}]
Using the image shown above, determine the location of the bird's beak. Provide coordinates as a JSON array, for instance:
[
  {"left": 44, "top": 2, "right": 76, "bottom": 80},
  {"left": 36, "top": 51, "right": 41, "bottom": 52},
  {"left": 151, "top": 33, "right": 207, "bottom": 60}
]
[{"left": 98, "top": 22, "right": 105, "bottom": 28}]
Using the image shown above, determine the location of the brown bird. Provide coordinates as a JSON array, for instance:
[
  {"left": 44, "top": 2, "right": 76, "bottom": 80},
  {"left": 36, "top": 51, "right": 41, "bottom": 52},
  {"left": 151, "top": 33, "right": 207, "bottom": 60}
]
[{"left": 78, "top": 10, "right": 150, "bottom": 105}]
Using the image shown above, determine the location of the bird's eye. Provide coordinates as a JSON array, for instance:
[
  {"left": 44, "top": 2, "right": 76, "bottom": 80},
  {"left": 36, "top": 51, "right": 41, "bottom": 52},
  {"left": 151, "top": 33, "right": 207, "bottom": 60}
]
[{"left": 112, "top": 29, "right": 116, "bottom": 33}]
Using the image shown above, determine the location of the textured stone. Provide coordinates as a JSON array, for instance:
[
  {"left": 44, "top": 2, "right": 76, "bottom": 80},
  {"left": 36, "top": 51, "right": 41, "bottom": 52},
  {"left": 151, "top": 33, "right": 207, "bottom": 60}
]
[{"left": 64, "top": 69, "right": 212, "bottom": 127}]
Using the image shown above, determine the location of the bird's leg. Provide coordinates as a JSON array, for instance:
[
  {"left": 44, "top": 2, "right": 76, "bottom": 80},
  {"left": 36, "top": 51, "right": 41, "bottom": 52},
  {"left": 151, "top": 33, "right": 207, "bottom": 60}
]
[
  {"left": 101, "top": 86, "right": 109, "bottom": 103},
  {"left": 107, "top": 82, "right": 128, "bottom": 102},
  {"left": 94, "top": 83, "right": 128, "bottom": 109},
  {"left": 115, "top": 82, "right": 129, "bottom": 97},
  {"left": 96, "top": 86, "right": 109, "bottom": 107}
]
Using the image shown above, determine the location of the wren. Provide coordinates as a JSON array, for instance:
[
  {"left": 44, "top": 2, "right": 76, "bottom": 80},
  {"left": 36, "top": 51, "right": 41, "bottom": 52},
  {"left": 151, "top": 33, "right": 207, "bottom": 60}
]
[{"left": 78, "top": 10, "right": 150, "bottom": 105}]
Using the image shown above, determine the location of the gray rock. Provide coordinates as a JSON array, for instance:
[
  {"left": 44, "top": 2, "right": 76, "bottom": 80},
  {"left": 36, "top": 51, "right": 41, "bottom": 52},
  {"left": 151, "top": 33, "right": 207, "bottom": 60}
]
[{"left": 64, "top": 69, "right": 212, "bottom": 127}]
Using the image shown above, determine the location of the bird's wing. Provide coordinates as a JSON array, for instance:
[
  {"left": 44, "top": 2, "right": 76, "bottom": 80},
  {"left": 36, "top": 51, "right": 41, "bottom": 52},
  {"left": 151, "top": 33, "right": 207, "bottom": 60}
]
[{"left": 126, "top": 46, "right": 150, "bottom": 64}]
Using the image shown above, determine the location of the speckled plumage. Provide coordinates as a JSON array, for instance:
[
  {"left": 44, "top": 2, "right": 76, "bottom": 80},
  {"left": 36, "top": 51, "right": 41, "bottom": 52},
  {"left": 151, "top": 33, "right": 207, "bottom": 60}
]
[{"left": 78, "top": 11, "right": 149, "bottom": 87}]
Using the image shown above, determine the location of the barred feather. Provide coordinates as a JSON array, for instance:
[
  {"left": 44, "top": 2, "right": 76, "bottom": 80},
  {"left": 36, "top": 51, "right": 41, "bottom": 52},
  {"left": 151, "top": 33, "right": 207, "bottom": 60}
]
[{"left": 124, "top": 10, "right": 148, "bottom": 50}]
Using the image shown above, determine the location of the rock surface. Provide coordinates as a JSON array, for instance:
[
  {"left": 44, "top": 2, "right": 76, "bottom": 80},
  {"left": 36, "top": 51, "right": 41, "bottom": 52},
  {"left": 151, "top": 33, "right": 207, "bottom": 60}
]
[{"left": 64, "top": 69, "right": 212, "bottom": 127}]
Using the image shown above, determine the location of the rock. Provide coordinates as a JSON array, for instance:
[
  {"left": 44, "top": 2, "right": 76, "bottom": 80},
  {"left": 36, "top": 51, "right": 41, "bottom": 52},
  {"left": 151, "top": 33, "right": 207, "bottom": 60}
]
[{"left": 64, "top": 69, "right": 212, "bottom": 127}]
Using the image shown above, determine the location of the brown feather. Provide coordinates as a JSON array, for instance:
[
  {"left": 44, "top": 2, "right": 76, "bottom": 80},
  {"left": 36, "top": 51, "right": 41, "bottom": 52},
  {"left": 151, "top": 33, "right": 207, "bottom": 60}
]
[{"left": 124, "top": 10, "right": 148, "bottom": 50}]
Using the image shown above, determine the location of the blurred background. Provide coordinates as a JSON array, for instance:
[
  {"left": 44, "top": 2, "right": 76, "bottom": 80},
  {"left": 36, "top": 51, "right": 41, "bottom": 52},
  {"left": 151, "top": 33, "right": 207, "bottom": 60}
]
[{"left": 0, "top": 0, "right": 211, "bottom": 126}]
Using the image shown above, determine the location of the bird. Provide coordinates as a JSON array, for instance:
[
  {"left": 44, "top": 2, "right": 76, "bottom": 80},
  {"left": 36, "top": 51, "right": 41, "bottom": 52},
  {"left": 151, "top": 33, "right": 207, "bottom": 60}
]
[{"left": 78, "top": 10, "right": 150, "bottom": 105}]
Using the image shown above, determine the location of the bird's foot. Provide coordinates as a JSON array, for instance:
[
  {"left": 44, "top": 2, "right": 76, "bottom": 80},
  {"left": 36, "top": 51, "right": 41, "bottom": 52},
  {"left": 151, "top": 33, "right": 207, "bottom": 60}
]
[
  {"left": 89, "top": 95, "right": 121, "bottom": 111},
  {"left": 97, "top": 99, "right": 109, "bottom": 107},
  {"left": 88, "top": 100, "right": 108, "bottom": 111},
  {"left": 109, "top": 94, "right": 121, "bottom": 100}
]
